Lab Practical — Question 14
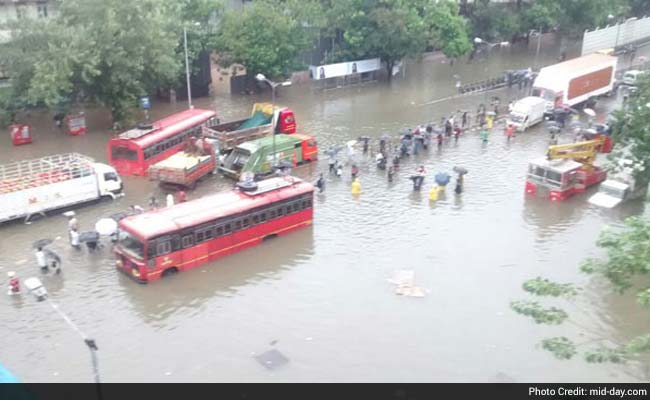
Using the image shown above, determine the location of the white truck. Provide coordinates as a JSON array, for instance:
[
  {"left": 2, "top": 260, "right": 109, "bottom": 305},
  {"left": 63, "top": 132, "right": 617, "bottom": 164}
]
[
  {"left": 588, "top": 169, "right": 647, "bottom": 209},
  {"left": 0, "top": 153, "right": 123, "bottom": 223},
  {"left": 507, "top": 96, "right": 547, "bottom": 131},
  {"left": 532, "top": 53, "right": 617, "bottom": 114}
]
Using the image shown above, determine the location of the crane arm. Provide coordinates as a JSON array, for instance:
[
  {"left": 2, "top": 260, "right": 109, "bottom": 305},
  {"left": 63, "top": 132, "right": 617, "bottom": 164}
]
[{"left": 546, "top": 137, "right": 604, "bottom": 167}]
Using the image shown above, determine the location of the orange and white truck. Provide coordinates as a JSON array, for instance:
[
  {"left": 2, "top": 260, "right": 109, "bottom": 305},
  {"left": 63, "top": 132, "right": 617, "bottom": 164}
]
[{"left": 532, "top": 53, "right": 617, "bottom": 114}]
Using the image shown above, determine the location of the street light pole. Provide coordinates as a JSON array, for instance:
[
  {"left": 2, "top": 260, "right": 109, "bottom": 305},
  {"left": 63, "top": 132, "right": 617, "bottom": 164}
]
[
  {"left": 183, "top": 27, "right": 193, "bottom": 110},
  {"left": 255, "top": 74, "right": 291, "bottom": 172},
  {"left": 534, "top": 27, "right": 542, "bottom": 70}
]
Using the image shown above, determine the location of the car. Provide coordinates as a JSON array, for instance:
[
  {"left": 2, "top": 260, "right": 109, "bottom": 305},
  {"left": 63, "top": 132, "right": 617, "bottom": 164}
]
[{"left": 622, "top": 70, "right": 646, "bottom": 86}]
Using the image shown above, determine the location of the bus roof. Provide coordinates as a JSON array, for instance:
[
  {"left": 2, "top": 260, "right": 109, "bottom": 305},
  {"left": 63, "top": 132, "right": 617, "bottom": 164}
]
[
  {"left": 113, "top": 109, "right": 216, "bottom": 148},
  {"left": 120, "top": 176, "right": 313, "bottom": 239}
]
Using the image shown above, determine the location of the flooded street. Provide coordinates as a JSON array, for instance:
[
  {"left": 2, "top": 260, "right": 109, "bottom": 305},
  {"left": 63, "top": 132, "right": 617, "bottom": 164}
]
[{"left": 2, "top": 37, "right": 650, "bottom": 382}]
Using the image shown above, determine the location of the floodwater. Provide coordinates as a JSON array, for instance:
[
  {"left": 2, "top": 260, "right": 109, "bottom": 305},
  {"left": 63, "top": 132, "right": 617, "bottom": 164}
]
[{"left": 2, "top": 36, "right": 650, "bottom": 382}]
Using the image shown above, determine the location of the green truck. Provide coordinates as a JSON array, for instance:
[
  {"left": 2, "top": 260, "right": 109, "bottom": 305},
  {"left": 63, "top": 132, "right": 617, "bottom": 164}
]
[{"left": 219, "top": 133, "right": 318, "bottom": 180}]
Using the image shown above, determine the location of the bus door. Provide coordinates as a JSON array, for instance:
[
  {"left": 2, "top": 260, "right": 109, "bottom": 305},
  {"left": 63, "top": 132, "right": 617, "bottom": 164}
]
[{"left": 109, "top": 141, "right": 141, "bottom": 176}]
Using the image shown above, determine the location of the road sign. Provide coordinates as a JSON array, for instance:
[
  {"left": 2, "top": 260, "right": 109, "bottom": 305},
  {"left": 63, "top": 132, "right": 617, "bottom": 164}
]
[{"left": 140, "top": 97, "right": 151, "bottom": 110}]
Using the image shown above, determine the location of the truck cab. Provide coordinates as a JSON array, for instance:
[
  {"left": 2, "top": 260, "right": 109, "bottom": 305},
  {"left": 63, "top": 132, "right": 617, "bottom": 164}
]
[{"left": 93, "top": 163, "right": 123, "bottom": 199}]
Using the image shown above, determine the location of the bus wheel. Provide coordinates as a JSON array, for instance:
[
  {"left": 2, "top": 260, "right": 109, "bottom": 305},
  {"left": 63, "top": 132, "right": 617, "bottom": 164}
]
[
  {"left": 263, "top": 234, "right": 278, "bottom": 241},
  {"left": 162, "top": 267, "right": 179, "bottom": 277}
]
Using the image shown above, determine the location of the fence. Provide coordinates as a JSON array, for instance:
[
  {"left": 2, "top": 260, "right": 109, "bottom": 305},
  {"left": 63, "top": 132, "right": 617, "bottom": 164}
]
[{"left": 582, "top": 16, "right": 650, "bottom": 56}]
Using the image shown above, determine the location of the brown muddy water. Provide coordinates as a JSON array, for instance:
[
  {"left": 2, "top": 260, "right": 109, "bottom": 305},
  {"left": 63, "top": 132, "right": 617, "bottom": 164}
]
[{"left": 1, "top": 36, "right": 649, "bottom": 382}]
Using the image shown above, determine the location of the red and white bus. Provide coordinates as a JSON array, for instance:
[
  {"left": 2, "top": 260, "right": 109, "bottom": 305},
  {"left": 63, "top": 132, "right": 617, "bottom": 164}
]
[
  {"left": 107, "top": 108, "right": 218, "bottom": 176},
  {"left": 114, "top": 176, "right": 314, "bottom": 283}
]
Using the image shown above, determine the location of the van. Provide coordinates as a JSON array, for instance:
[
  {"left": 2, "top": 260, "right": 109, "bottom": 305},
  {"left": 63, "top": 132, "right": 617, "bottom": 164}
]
[
  {"left": 507, "top": 96, "right": 547, "bottom": 131},
  {"left": 622, "top": 70, "right": 645, "bottom": 86}
]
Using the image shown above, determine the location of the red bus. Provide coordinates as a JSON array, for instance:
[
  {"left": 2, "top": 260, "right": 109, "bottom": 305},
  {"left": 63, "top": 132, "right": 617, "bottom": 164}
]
[
  {"left": 107, "top": 108, "right": 218, "bottom": 176},
  {"left": 114, "top": 176, "right": 314, "bottom": 283}
]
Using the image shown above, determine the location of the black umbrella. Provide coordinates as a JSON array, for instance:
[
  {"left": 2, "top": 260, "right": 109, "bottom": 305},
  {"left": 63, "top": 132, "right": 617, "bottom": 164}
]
[
  {"left": 33, "top": 238, "right": 53, "bottom": 249},
  {"left": 453, "top": 166, "right": 468, "bottom": 175},
  {"left": 43, "top": 249, "right": 61, "bottom": 265},
  {"left": 79, "top": 231, "right": 100, "bottom": 243}
]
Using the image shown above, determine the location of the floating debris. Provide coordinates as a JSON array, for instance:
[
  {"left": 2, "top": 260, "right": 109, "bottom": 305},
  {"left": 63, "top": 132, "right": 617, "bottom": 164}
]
[
  {"left": 254, "top": 349, "right": 289, "bottom": 370},
  {"left": 388, "top": 270, "right": 426, "bottom": 297}
]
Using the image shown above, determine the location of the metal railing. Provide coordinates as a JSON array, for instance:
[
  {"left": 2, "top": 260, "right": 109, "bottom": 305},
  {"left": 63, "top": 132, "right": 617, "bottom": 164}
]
[{"left": 0, "top": 153, "right": 95, "bottom": 194}]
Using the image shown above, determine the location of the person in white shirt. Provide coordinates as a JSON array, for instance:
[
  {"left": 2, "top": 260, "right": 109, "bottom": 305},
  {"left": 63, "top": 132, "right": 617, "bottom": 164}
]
[
  {"left": 35, "top": 247, "right": 48, "bottom": 273},
  {"left": 68, "top": 216, "right": 78, "bottom": 231},
  {"left": 69, "top": 228, "right": 80, "bottom": 249},
  {"left": 166, "top": 193, "right": 174, "bottom": 208}
]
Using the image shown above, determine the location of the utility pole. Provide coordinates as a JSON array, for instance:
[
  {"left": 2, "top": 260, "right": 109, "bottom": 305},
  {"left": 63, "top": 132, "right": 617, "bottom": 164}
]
[
  {"left": 183, "top": 26, "right": 193, "bottom": 109},
  {"left": 534, "top": 27, "right": 542, "bottom": 70}
]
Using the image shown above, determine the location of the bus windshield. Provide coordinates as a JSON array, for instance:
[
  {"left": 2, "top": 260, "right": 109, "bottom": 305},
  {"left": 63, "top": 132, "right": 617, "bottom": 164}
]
[{"left": 118, "top": 230, "right": 145, "bottom": 260}]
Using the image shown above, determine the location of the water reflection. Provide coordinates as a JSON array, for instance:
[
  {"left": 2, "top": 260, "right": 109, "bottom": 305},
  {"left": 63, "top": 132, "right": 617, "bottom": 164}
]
[{"left": 122, "top": 227, "right": 315, "bottom": 325}]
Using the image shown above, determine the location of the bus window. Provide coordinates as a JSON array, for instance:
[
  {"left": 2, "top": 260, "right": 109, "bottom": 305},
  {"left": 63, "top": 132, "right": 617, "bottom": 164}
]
[
  {"left": 269, "top": 209, "right": 276, "bottom": 219},
  {"left": 292, "top": 202, "right": 300, "bottom": 212},
  {"left": 204, "top": 228, "right": 214, "bottom": 240},
  {"left": 216, "top": 226, "right": 224, "bottom": 236},
  {"left": 234, "top": 220, "right": 242, "bottom": 231},
  {"left": 196, "top": 231, "right": 205, "bottom": 243},
  {"left": 112, "top": 146, "right": 138, "bottom": 161},
  {"left": 285, "top": 205, "right": 292, "bottom": 215},
  {"left": 242, "top": 217, "right": 250, "bottom": 228},
  {"left": 156, "top": 241, "right": 171, "bottom": 257},
  {"left": 224, "top": 223, "right": 232, "bottom": 234},
  {"left": 260, "top": 212, "right": 267, "bottom": 222},
  {"left": 302, "top": 200, "right": 310, "bottom": 209},
  {"left": 181, "top": 234, "right": 194, "bottom": 248}
]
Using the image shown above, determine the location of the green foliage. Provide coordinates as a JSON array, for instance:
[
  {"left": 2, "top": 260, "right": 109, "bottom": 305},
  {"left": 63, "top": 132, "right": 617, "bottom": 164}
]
[
  {"left": 541, "top": 337, "right": 577, "bottom": 360},
  {"left": 581, "top": 217, "right": 650, "bottom": 294},
  {"left": 584, "top": 347, "right": 628, "bottom": 364},
  {"left": 426, "top": 2, "right": 472, "bottom": 60},
  {"left": 0, "top": 0, "right": 181, "bottom": 123},
  {"left": 523, "top": 1, "right": 560, "bottom": 32},
  {"left": 325, "top": 0, "right": 470, "bottom": 77},
  {"left": 215, "top": 0, "right": 313, "bottom": 79},
  {"left": 523, "top": 277, "right": 578, "bottom": 297},
  {"left": 610, "top": 75, "right": 650, "bottom": 186},
  {"left": 515, "top": 216, "right": 650, "bottom": 369},
  {"left": 510, "top": 300, "right": 568, "bottom": 324}
]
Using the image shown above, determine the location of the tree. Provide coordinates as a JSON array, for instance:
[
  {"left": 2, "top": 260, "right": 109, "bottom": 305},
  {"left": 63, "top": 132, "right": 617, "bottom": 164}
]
[
  {"left": 426, "top": 1, "right": 473, "bottom": 61},
  {"left": 325, "top": 0, "right": 470, "bottom": 79},
  {"left": 214, "top": 0, "right": 314, "bottom": 80},
  {"left": 512, "top": 217, "right": 650, "bottom": 380},
  {"left": 610, "top": 75, "right": 650, "bottom": 186},
  {"left": 0, "top": 0, "right": 181, "bottom": 124}
]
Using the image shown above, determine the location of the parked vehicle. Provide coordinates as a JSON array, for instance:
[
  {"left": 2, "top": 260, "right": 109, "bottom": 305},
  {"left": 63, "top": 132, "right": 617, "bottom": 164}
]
[
  {"left": 201, "top": 103, "right": 297, "bottom": 155},
  {"left": 532, "top": 54, "right": 617, "bottom": 114},
  {"left": 622, "top": 70, "right": 646, "bottom": 86},
  {"left": 525, "top": 135, "right": 611, "bottom": 201},
  {"left": 147, "top": 137, "right": 219, "bottom": 189},
  {"left": 220, "top": 134, "right": 318, "bottom": 180},
  {"left": 588, "top": 162, "right": 648, "bottom": 208},
  {"left": 507, "top": 96, "right": 547, "bottom": 131},
  {"left": 0, "top": 153, "right": 123, "bottom": 223},
  {"left": 114, "top": 176, "right": 314, "bottom": 283},
  {"left": 107, "top": 108, "right": 218, "bottom": 176}
]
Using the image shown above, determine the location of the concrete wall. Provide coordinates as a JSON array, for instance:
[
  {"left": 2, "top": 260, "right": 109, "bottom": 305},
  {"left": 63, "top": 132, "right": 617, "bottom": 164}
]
[{"left": 582, "top": 16, "right": 650, "bottom": 55}]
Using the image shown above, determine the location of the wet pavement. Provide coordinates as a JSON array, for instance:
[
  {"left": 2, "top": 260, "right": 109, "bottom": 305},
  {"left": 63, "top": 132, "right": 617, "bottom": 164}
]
[{"left": 1, "top": 36, "right": 650, "bottom": 382}]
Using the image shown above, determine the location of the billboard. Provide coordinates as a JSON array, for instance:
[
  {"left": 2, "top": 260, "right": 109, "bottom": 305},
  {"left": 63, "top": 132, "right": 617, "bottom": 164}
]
[{"left": 310, "top": 58, "right": 381, "bottom": 80}]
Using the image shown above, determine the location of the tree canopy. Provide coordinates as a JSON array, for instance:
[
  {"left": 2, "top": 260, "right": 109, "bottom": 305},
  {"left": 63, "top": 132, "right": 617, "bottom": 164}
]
[
  {"left": 215, "top": 0, "right": 316, "bottom": 80},
  {"left": 512, "top": 217, "right": 650, "bottom": 378},
  {"left": 0, "top": 0, "right": 181, "bottom": 123}
]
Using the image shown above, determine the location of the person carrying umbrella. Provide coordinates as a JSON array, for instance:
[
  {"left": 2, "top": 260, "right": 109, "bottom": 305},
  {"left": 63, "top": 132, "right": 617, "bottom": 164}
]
[
  {"left": 35, "top": 247, "right": 48, "bottom": 273},
  {"left": 44, "top": 249, "right": 62, "bottom": 275},
  {"left": 315, "top": 173, "right": 325, "bottom": 193},
  {"left": 69, "top": 227, "right": 81, "bottom": 249}
]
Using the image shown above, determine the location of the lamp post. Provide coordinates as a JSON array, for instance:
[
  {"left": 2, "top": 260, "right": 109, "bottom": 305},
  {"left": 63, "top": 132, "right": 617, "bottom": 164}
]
[
  {"left": 23, "top": 277, "right": 102, "bottom": 399},
  {"left": 474, "top": 37, "right": 509, "bottom": 105},
  {"left": 255, "top": 74, "right": 291, "bottom": 170},
  {"left": 183, "top": 22, "right": 201, "bottom": 110}
]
